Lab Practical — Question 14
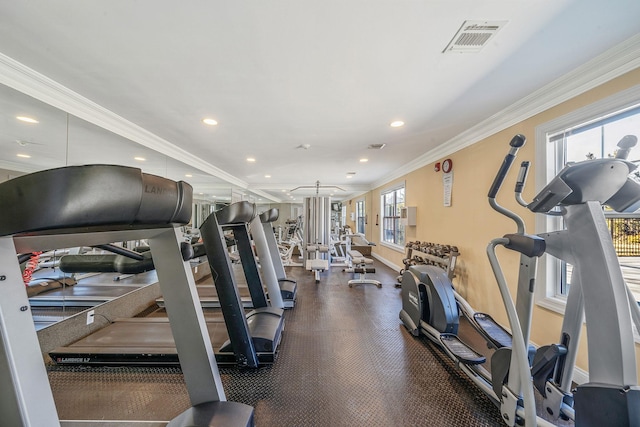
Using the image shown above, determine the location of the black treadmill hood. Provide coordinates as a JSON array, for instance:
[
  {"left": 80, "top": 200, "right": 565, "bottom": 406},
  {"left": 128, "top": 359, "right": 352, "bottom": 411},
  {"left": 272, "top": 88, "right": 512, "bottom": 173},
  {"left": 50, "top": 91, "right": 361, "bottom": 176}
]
[
  {"left": 215, "top": 201, "right": 257, "bottom": 225},
  {"left": 0, "top": 164, "right": 192, "bottom": 237},
  {"left": 259, "top": 208, "right": 279, "bottom": 224}
]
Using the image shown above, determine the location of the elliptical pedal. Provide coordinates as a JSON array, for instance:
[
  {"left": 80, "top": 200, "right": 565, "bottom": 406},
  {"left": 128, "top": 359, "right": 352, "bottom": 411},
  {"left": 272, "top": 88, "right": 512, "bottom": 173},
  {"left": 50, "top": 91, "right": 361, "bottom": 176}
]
[
  {"left": 474, "top": 312, "right": 512, "bottom": 348},
  {"left": 440, "top": 333, "right": 486, "bottom": 365}
]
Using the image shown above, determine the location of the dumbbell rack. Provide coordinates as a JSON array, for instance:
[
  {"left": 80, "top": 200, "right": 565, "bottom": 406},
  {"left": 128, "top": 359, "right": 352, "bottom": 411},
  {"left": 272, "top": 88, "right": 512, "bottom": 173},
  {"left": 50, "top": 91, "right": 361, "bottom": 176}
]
[{"left": 397, "top": 241, "right": 459, "bottom": 284}]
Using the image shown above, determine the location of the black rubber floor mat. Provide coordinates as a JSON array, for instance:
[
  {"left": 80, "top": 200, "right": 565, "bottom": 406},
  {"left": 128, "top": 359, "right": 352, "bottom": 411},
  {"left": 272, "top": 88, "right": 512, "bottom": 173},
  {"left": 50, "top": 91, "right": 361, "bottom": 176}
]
[{"left": 48, "top": 261, "right": 570, "bottom": 426}]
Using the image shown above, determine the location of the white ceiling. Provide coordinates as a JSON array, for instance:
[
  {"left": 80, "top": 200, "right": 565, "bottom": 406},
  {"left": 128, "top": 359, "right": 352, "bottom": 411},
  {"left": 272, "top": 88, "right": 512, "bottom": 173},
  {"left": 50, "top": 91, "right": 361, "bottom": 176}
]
[{"left": 0, "top": 1, "right": 638, "bottom": 202}]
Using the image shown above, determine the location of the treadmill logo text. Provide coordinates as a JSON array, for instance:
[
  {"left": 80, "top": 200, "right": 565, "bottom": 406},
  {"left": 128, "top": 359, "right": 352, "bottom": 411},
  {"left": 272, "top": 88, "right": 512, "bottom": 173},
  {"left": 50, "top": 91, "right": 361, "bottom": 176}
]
[
  {"left": 145, "top": 185, "right": 166, "bottom": 195},
  {"left": 409, "top": 292, "right": 419, "bottom": 309}
]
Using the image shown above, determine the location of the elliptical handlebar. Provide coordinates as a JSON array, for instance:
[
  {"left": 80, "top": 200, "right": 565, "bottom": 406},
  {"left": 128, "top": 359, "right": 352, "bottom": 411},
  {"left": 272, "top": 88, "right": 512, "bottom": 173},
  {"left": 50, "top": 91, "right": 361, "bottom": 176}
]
[
  {"left": 515, "top": 161, "right": 531, "bottom": 208},
  {"left": 488, "top": 134, "right": 527, "bottom": 234},
  {"left": 614, "top": 135, "right": 638, "bottom": 160},
  {"left": 488, "top": 134, "right": 526, "bottom": 199}
]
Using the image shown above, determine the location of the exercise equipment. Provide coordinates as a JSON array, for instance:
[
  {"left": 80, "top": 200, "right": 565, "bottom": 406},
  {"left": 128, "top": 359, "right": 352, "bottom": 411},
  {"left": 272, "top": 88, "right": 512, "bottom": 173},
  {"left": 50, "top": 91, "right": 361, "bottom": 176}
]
[
  {"left": 397, "top": 241, "right": 459, "bottom": 282},
  {"left": 402, "top": 134, "right": 640, "bottom": 425},
  {"left": 303, "top": 196, "right": 331, "bottom": 283},
  {"left": 58, "top": 242, "right": 194, "bottom": 274},
  {"left": 345, "top": 250, "right": 381, "bottom": 288},
  {"left": 518, "top": 134, "right": 640, "bottom": 426},
  {"left": 277, "top": 216, "right": 304, "bottom": 267},
  {"left": 400, "top": 135, "right": 547, "bottom": 425},
  {"left": 342, "top": 233, "right": 380, "bottom": 288},
  {"left": 52, "top": 202, "right": 284, "bottom": 368},
  {"left": 26, "top": 243, "right": 192, "bottom": 307},
  {"left": 0, "top": 164, "right": 253, "bottom": 427},
  {"left": 196, "top": 201, "right": 284, "bottom": 365},
  {"left": 158, "top": 208, "right": 296, "bottom": 310},
  {"left": 254, "top": 208, "right": 297, "bottom": 307}
]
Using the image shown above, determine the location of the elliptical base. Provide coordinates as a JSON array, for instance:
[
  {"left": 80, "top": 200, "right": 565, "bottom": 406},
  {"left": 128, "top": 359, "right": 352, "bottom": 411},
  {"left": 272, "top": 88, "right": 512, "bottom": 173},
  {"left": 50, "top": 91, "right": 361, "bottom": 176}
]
[{"left": 574, "top": 383, "right": 640, "bottom": 427}]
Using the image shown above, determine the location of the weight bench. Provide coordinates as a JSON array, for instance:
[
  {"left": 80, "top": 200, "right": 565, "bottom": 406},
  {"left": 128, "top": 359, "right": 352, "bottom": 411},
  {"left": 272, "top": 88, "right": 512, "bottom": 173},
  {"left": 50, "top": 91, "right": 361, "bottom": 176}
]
[
  {"left": 346, "top": 250, "right": 381, "bottom": 288},
  {"left": 306, "top": 244, "right": 329, "bottom": 283}
]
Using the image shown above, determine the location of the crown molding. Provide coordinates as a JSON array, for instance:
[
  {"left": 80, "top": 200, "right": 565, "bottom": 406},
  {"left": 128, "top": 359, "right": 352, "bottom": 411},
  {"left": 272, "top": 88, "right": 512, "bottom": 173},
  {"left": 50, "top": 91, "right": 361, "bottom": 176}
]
[
  {"left": 0, "top": 52, "right": 249, "bottom": 190},
  {"left": 256, "top": 182, "right": 370, "bottom": 192},
  {"left": 247, "top": 188, "right": 282, "bottom": 203},
  {"left": 372, "top": 34, "right": 640, "bottom": 190}
]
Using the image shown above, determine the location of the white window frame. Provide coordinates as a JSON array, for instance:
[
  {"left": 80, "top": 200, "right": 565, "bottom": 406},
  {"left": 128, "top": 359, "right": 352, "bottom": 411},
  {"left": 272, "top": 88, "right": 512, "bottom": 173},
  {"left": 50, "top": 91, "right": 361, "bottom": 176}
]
[
  {"left": 534, "top": 83, "right": 640, "bottom": 315},
  {"left": 355, "top": 199, "right": 365, "bottom": 234},
  {"left": 380, "top": 182, "right": 406, "bottom": 251}
]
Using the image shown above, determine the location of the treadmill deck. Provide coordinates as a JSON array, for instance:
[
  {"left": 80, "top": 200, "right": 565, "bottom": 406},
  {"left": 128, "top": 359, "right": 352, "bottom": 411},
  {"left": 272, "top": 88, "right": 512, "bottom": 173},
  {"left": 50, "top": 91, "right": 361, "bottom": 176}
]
[{"left": 50, "top": 315, "right": 280, "bottom": 366}]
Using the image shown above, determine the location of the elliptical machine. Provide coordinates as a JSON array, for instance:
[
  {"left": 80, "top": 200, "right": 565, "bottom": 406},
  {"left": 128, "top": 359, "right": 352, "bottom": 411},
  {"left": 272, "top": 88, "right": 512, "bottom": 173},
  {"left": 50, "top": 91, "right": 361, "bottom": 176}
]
[
  {"left": 401, "top": 135, "right": 548, "bottom": 425},
  {"left": 400, "top": 134, "right": 640, "bottom": 426},
  {"left": 512, "top": 134, "right": 640, "bottom": 426}
]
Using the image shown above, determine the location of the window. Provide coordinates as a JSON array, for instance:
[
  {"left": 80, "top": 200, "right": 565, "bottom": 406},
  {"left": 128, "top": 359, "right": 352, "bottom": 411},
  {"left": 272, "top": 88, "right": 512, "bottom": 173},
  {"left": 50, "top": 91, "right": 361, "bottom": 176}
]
[
  {"left": 356, "top": 200, "right": 365, "bottom": 234},
  {"left": 381, "top": 186, "right": 405, "bottom": 247},
  {"left": 536, "top": 84, "right": 640, "bottom": 313},
  {"left": 549, "top": 104, "right": 640, "bottom": 296}
]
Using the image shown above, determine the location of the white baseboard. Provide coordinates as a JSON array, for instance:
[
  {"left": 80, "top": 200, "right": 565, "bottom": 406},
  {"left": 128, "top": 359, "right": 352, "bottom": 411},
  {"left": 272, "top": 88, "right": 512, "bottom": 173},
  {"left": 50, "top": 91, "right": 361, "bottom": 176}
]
[{"left": 371, "top": 252, "right": 402, "bottom": 274}]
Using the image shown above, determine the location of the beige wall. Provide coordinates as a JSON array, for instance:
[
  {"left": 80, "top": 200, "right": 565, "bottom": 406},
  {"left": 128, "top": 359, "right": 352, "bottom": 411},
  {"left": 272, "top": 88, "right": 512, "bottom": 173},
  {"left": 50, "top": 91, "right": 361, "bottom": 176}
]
[{"left": 345, "top": 67, "right": 640, "bottom": 376}]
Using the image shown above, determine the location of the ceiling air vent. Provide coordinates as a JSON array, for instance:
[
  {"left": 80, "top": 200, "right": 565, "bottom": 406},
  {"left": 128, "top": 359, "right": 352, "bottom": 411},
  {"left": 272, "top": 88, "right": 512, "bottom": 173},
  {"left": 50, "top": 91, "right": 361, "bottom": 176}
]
[
  {"left": 443, "top": 20, "right": 508, "bottom": 53},
  {"left": 368, "top": 143, "right": 386, "bottom": 150}
]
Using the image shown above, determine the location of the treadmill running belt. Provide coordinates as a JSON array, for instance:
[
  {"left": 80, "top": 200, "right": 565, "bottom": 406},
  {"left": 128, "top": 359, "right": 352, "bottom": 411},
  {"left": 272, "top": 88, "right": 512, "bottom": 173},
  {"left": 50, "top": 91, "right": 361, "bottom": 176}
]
[{"left": 49, "top": 317, "right": 278, "bottom": 366}]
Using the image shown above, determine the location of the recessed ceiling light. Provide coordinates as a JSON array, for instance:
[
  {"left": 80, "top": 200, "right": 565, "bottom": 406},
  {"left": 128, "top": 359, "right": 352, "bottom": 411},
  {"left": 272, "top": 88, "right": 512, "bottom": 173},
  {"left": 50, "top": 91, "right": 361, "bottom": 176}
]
[
  {"left": 16, "top": 116, "right": 39, "bottom": 124},
  {"left": 246, "top": 157, "right": 256, "bottom": 162},
  {"left": 346, "top": 175, "right": 353, "bottom": 179},
  {"left": 202, "top": 118, "right": 218, "bottom": 126},
  {"left": 390, "top": 120, "right": 405, "bottom": 128},
  {"left": 281, "top": 189, "right": 287, "bottom": 192},
  {"left": 134, "top": 157, "right": 146, "bottom": 161},
  {"left": 360, "top": 158, "right": 369, "bottom": 163},
  {"left": 185, "top": 174, "right": 193, "bottom": 177},
  {"left": 16, "top": 153, "right": 31, "bottom": 158},
  {"left": 265, "top": 174, "right": 271, "bottom": 178}
]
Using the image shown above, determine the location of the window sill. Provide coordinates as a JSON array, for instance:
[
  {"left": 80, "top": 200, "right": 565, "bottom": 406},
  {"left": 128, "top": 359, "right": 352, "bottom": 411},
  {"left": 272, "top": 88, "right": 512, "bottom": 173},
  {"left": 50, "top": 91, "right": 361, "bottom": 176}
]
[
  {"left": 379, "top": 241, "right": 405, "bottom": 253},
  {"left": 536, "top": 295, "right": 567, "bottom": 315}
]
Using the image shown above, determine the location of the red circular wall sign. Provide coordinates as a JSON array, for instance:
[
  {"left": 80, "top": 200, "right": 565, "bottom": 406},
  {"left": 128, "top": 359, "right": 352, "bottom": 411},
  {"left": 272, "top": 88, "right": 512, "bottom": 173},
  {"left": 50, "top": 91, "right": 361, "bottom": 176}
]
[{"left": 442, "top": 158, "right": 453, "bottom": 173}]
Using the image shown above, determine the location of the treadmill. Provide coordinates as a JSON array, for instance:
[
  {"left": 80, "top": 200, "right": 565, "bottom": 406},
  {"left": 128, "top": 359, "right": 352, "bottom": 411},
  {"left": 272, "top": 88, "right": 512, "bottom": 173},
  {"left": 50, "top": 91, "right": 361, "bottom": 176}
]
[
  {"left": 50, "top": 201, "right": 284, "bottom": 368},
  {"left": 158, "top": 233, "right": 257, "bottom": 309},
  {"left": 198, "top": 201, "right": 284, "bottom": 362},
  {"left": 156, "top": 209, "right": 296, "bottom": 308},
  {"left": 28, "top": 270, "right": 156, "bottom": 307},
  {"left": 169, "top": 207, "right": 296, "bottom": 309},
  {"left": 0, "top": 164, "right": 253, "bottom": 426},
  {"left": 30, "top": 242, "right": 192, "bottom": 307},
  {"left": 255, "top": 208, "right": 297, "bottom": 308},
  {"left": 160, "top": 265, "right": 255, "bottom": 309}
]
